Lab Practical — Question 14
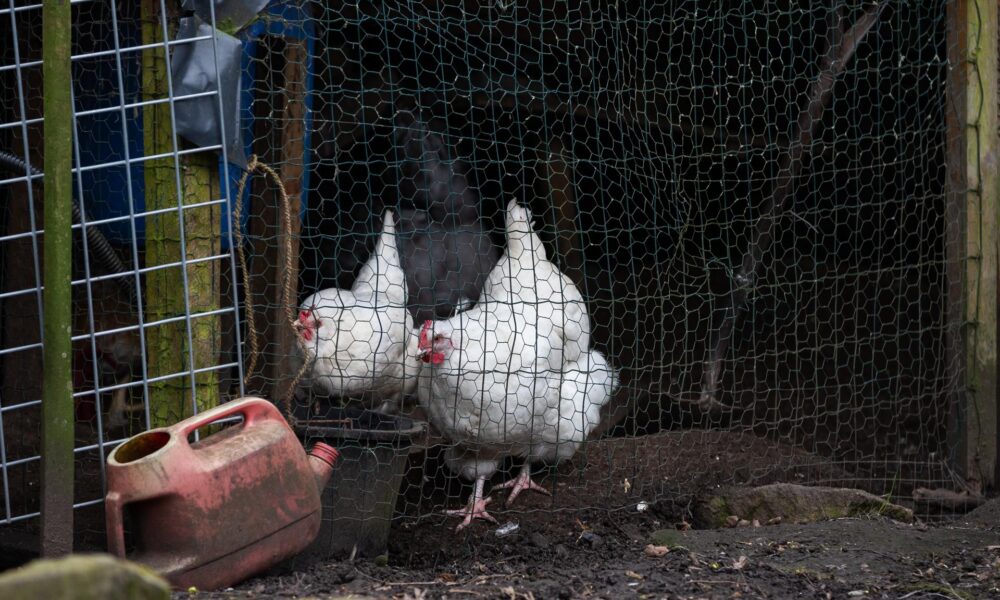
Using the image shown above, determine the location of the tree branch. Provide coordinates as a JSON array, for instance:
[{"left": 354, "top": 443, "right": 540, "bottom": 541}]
[{"left": 699, "top": 1, "right": 889, "bottom": 411}]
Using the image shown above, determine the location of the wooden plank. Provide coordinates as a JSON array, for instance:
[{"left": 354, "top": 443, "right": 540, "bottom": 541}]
[
  {"left": 547, "top": 136, "right": 583, "bottom": 287},
  {"left": 945, "top": 0, "right": 999, "bottom": 491},
  {"left": 246, "top": 43, "right": 278, "bottom": 397},
  {"left": 245, "top": 39, "right": 305, "bottom": 403},
  {"left": 271, "top": 40, "right": 306, "bottom": 405}
]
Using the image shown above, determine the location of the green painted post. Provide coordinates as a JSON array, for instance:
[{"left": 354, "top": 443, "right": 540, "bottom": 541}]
[{"left": 40, "top": 0, "right": 75, "bottom": 556}]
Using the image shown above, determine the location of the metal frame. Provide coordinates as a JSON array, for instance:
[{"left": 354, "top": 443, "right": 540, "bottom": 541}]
[{"left": 0, "top": 0, "right": 247, "bottom": 532}]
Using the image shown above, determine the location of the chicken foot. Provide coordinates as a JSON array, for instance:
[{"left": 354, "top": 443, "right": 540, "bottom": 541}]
[
  {"left": 496, "top": 463, "right": 551, "bottom": 507},
  {"left": 446, "top": 477, "right": 497, "bottom": 532},
  {"left": 106, "top": 382, "right": 143, "bottom": 429}
]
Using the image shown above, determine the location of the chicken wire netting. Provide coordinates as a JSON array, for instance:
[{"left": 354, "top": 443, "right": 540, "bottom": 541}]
[
  {"left": 0, "top": 0, "right": 977, "bottom": 552},
  {"left": 291, "top": 0, "right": 962, "bottom": 531}
]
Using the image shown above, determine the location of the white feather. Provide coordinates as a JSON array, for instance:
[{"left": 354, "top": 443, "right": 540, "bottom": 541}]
[
  {"left": 297, "top": 210, "right": 418, "bottom": 412},
  {"left": 417, "top": 199, "right": 615, "bottom": 486}
]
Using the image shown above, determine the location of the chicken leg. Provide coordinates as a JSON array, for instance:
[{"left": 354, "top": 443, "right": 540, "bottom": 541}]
[
  {"left": 446, "top": 477, "right": 497, "bottom": 531},
  {"left": 106, "top": 379, "right": 144, "bottom": 429},
  {"left": 496, "top": 464, "right": 551, "bottom": 507}
]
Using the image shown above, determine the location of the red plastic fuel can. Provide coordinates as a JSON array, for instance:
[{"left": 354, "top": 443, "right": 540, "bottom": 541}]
[{"left": 105, "top": 397, "right": 338, "bottom": 590}]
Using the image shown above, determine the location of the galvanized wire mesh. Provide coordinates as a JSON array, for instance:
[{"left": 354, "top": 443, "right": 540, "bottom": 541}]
[
  {"left": 0, "top": 0, "right": 975, "bottom": 553},
  {"left": 0, "top": 0, "right": 245, "bottom": 547}
]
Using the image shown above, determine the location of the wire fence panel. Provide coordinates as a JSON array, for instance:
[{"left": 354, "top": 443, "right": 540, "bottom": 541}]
[
  {"left": 0, "top": 0, "right": 979, "bottom": 556},
  {"left": 0, "top": 0, "right": 244, "bottom": 548}
]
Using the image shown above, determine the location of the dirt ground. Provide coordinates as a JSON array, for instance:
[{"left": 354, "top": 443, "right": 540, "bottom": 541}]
[{"left": 174, "top": 431, "right": 1000, "bottom": 599}]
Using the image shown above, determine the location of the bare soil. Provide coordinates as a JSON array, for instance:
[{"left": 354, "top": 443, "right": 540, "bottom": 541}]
[{"left": 178, "top": 431, "right": 1000, "bottom": 599}]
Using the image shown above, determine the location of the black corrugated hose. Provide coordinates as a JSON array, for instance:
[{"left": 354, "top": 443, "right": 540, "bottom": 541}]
[{"left": 0, "top": 149, "right": 136, "bottom": 303}]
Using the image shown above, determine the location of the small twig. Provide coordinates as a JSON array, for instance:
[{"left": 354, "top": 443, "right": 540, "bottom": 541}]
[
  {"left": 788, "top": 210, "right": 821, "bottom": 234},
  {"left": 898, "top": 589, "right": 967, "bottom": 600}
]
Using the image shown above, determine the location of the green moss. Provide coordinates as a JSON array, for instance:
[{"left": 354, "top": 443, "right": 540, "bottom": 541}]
[
  {"left": 215, "top": 18, "right": 238, "bottom": 35},
  {"left": 0, "top": 555, "right": 170, "bottom": 600}
]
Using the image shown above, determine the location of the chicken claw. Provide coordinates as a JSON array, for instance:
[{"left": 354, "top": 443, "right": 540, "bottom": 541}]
[
  {"left": 446, "top": 477, "right": 497, "bottom": 531},
  {"left": 446, "top": 496, "right": 497, "bottom": 532},
  {"left": 496, "top": 465, "right": 551, "bottom": 507}
]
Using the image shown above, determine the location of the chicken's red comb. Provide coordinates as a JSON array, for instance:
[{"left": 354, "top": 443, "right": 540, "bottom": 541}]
[
  {"left": 299, "top": 309, "right": 312, "bottom": 322},
  {"left": 418, "top": 320, "right": 434, "bottom": 349}
]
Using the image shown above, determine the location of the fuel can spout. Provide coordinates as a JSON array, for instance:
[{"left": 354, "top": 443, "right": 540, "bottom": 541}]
[{"left": 306, "top": 442, "right": 339, "bottom": 492}]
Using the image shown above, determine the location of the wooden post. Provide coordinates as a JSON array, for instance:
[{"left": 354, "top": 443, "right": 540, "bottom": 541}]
[
  {"left": 182, "top": 152, "right": 222, "bottom": 417},
  {"left": 547, "top": 136, "right": 583, "bottom": 286},
  {"left": 272, "top": 40, "right": 305, "bottom": 403},
  {"left": 141, "top": 0, "right": 220, "bottom": 426},
  {"left": 246, "top": 39, "right": 304, "bottom": 401},
  {"left": 945, "top": 0, "right": 999, "bottom": 491},
  {"left": 141, "top": 0, "right": 183, "bottom": 425}
]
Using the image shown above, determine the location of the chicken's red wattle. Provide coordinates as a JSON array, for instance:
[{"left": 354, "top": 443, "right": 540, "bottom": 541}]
[{"left": 298, "top": 310, "right": 315, "bottom": 342}]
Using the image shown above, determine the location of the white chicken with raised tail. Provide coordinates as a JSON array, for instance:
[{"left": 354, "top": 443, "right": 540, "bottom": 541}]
[
  {"left": 295, "top": 210, "right": 418, "bottom": 414},
  {"left": 415, "top": 199, "right": 612, "bottom": 530}
]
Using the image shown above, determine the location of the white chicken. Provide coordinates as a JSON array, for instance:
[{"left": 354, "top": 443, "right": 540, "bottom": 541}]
[
  {"left": 295, "top": 210, "right": 418, "bottom": 413},
  {"left": 494, "top": 348, "right": 617, "bottom": 506},
  {"left": 415, "top": 199, "right": 614, "bottom": 530}
]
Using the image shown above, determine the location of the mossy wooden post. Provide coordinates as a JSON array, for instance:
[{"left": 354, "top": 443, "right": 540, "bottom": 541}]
[
  {"left": 141, "top": 0, "right": 220, "bottom": 426},
  {"left": 40, "top": 0, "right": 74, "bottom": 557},
  {"left": 945, "top": 0, "right": 999, "bottom": 490},
  {"left": 181, "top": 152, "right": 222, "bottom": 420}
]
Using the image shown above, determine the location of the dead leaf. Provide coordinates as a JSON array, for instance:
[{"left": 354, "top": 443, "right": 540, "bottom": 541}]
[
  {"left": 733, "top": 555, "right": 749, "bottom": 570},
  {"left": 625, "top": 570, "right": 644, "bottom": 580},
  {"left": 725, "top": 515, "right": 740, "bottom": 528},
  {"left": 644, "top": 544, "right": 670, "bottom": 557},
  {"left": 676, "top": 521, "right": 691, "bottom": 531}
]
